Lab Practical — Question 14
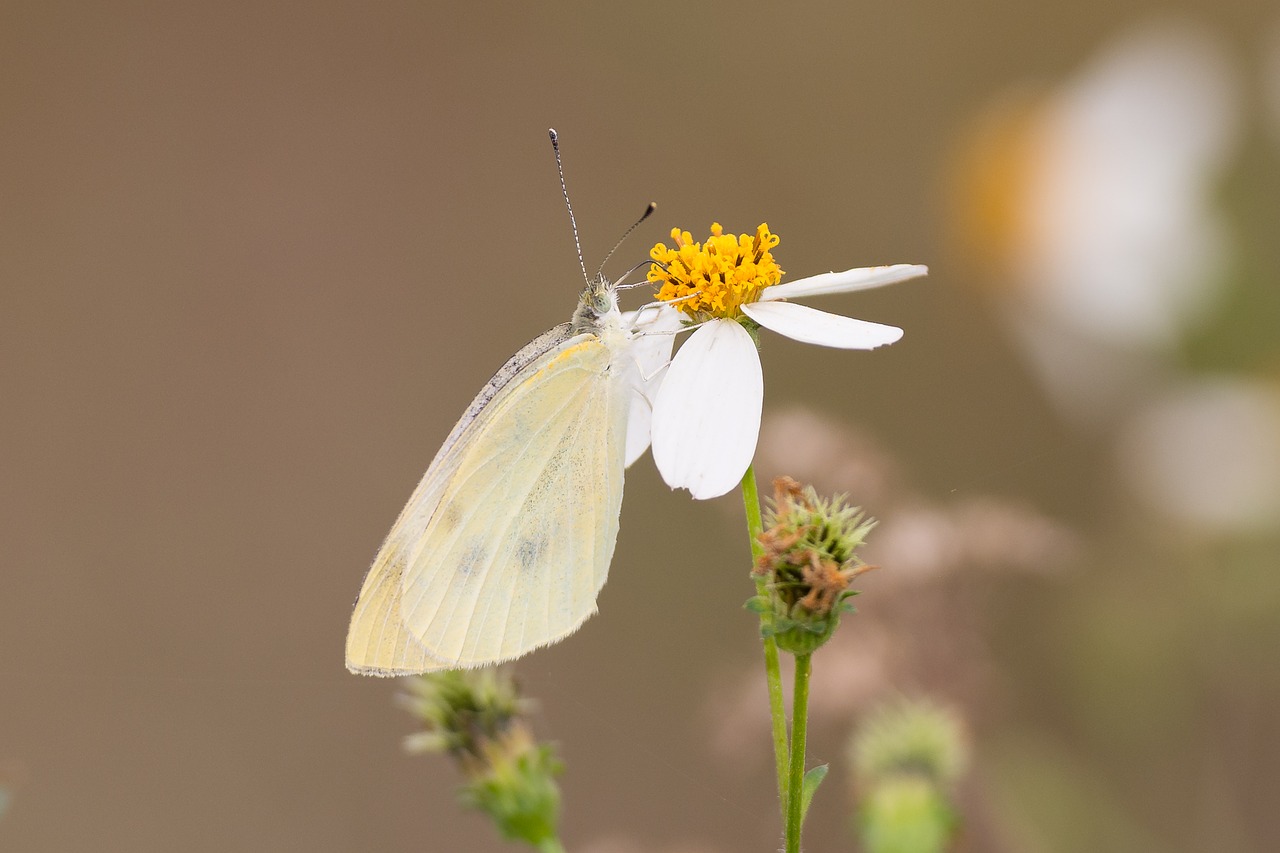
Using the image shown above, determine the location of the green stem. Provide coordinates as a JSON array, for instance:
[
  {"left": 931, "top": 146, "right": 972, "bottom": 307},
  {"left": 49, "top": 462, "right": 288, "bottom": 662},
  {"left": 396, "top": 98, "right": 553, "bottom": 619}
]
[
  {"left": 785, "top": 653, "right": 812, "bottom": 853},
  {"left": 536, "top": 838, "right": 567, "bottom": 853},
  {"left": 741, "top": 465, "right": 790, "bottom": 818}
]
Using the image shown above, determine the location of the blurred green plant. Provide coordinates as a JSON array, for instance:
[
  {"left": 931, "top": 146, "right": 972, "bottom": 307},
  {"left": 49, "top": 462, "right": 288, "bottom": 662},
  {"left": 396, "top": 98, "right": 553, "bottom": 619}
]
[
  {"left": 399, "top": 670, "right": 565, "bottom": 853},
  {"left": 849, "top": 698, "right": 968, "bottom": 853}
]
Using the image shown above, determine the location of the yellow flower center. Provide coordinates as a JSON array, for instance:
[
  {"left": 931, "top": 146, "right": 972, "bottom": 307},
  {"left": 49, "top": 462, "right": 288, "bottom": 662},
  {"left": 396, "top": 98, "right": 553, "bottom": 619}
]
[{"left": 647, "top": 222, "right": 784, "bottom": 320}]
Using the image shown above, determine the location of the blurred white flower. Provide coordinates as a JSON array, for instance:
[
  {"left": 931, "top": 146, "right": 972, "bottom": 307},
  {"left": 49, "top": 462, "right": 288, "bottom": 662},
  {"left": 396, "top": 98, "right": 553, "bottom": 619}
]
[
  {"left": 953, "top": 22, "right": 1240, "bottom": 426},
  {"left": 1017, "top": 22, "right": 1237, "bottom": 349},
  {"left": 1117, "top": 377, "right": 1280, "bottom": 534},
  {"left": 645, "top": 223, "right": 924, "bottom": 499}
]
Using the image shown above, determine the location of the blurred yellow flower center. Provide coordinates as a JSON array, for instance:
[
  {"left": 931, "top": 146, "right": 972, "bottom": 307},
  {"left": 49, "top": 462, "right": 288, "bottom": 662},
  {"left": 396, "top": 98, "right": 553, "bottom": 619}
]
[
  {"left": 946, "top": 94, "right": 1046, "bottom": 289},
  {"left": 648, "top": 223, "right": 784, "bottom": 319}
]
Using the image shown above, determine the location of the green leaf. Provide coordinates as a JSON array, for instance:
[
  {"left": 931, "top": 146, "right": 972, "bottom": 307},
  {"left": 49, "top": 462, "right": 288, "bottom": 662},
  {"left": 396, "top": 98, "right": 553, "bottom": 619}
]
[{"left": 800, "top": 763, "right": 829, "bottom": 825}]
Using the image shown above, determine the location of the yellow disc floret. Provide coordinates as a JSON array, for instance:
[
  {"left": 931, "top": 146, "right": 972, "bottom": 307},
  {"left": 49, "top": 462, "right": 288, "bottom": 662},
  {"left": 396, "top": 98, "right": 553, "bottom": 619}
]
[{"left": 647, "top": 223, "right": 784, "bottom": 320}]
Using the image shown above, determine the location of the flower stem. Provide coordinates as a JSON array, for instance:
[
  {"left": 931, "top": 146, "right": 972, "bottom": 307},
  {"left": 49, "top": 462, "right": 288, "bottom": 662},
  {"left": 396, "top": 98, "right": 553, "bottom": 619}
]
[
  {"left": 536, "top": 838, "right": 567, "bottom": 853},
  {"left": 785, "top": 653, "right": 812, "bottom": 853},
  {"left": 741, "top": 465, "right": 790, "bottom": 818}
]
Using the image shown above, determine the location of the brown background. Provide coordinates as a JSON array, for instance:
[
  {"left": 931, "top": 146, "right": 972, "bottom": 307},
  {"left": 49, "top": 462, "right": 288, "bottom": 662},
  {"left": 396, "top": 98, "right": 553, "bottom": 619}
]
[{"left": 2, "top": 2, "right": 1278, "bottom": 851}]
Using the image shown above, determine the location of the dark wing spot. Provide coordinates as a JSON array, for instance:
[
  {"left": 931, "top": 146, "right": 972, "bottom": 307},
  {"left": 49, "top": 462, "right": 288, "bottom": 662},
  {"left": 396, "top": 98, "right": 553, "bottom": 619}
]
[
  {"left": 457, "top": 538, "right": 489, "bottom": 579},
  {"left": 438, "top": 502, "right": 464, "bottom": 534},
  {"left": 516, "top": 535, "right": 549, "bottom": 573}
]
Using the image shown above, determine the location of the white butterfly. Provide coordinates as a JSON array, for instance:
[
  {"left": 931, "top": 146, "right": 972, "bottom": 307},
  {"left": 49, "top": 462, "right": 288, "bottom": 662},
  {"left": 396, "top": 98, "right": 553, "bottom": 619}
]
[{"left": 346, "top": 273, "right": 675, "bottom": 675}]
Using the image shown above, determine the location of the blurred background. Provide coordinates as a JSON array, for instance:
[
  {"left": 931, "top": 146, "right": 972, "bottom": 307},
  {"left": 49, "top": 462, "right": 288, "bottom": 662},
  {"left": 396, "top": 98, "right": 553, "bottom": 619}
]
[{"left": 2, "top": 2, "right": 1278, "bottom": 850}]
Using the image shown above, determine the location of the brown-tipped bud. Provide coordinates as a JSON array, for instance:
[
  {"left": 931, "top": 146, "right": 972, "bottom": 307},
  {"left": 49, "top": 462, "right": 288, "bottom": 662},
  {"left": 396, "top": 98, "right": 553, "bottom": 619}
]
[{"left": 748, "top": 477, "right": 878, "bottom": 655}]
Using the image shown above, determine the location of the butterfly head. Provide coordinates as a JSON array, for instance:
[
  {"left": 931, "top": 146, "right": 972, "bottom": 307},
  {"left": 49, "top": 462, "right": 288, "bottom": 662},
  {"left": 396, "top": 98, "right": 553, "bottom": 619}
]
[{"left": 571, "top": 275, "right": 622, "bottom": 335}]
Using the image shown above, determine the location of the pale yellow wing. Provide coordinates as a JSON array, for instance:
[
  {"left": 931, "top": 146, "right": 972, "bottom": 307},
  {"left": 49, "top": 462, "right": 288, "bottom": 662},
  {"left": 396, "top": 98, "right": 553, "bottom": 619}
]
[
  {"left": 345, "top": 327, "right": 629, "bottom": 674},
  {"left": 397, "top": 335, "right": 628, "bottom": 668},
  {"left": 346, "top": 325, "right": 576, "bottom": 675}
]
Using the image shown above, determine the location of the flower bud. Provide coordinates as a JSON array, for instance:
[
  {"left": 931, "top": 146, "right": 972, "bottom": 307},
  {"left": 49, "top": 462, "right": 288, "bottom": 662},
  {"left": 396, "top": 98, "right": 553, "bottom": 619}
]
[
  {"left": 849, "top": 699, "right": 968, "bottom": 853},
  {"left": 399, "top": 670, "right": 562, "bottom": 847},
  {"left": 749, "top": 476, "right": 878, "bottom": 655}
]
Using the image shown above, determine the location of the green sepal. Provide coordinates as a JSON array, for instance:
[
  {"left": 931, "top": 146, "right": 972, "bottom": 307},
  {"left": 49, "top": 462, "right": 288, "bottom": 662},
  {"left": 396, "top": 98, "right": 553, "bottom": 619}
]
[{"left": 773, "top": 608, "right": 842, "bottom": 655}]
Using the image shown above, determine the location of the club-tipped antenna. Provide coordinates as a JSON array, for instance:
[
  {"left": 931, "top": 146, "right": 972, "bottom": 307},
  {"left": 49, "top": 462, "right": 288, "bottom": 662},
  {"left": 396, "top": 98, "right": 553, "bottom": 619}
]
[
  {"left": 598, "top": 202, "right": 657, "bottom": 282},
  {"left": 548, "top": 129, "right": 590, "bottom": 286}
]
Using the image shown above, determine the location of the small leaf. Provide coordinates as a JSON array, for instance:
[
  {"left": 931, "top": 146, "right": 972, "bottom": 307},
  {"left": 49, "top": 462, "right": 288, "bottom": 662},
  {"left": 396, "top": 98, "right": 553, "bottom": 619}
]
[
  {"left": 800, "top": 764, "right": 829, "bottom": 825},
  {"left": 744, "top": 596, "right": 769, "bottom": 613}
]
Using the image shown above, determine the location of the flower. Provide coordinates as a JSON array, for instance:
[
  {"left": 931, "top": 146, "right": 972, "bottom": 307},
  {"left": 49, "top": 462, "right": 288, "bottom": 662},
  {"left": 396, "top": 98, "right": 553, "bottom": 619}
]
[
  {"left": 949, "top": 22, "right": 1238, "bottom": 427},
  {"left": 1116, "top": 377, "right": 1280, "bottom": 535},
  {"left": 645, "top": 223, "right": 925, "bottom": 499}
]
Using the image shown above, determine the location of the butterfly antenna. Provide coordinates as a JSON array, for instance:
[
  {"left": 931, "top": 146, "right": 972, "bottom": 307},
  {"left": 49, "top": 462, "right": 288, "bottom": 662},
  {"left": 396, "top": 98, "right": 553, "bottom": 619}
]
[
  {"left": 548, "top": 129, "right": 590, "bottom": 287},
  {"left": 598, "top": 202, "right": 657, "bottom": 282}
]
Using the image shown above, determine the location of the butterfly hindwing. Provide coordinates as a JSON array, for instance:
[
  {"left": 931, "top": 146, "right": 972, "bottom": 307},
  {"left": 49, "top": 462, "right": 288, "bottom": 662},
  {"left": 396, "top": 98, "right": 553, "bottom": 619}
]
[
  {"left": 397, "top": 337, "right": 628, "bottom": 667},
  {"left": 346, "top": 325, "right": 575, "bottom": 675},
  {"left": 345, "top": 325, "right": 628, "bottom": 674}
]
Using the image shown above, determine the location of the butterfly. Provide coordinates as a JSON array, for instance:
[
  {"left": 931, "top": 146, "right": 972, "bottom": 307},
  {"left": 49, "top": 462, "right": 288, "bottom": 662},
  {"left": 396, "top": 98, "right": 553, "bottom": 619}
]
[{"left": 345, "top": 196, "right": 680, "bottom": 674}]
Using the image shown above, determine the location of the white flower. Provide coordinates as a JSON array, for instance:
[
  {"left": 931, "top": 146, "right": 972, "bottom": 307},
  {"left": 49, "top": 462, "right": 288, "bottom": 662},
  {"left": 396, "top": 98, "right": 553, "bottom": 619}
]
[
  {"left": 642, "top": 222, "right": 924, "bottom": 499},
  {"left": 1117, "top": 377, "right": 1280, "bottom": 535},
  {"left": 1017, "top": 23, "right": 1237, "bottom": 350},
  {"left": 951, "top": 23, "right": 1239, "bottom": 428}
]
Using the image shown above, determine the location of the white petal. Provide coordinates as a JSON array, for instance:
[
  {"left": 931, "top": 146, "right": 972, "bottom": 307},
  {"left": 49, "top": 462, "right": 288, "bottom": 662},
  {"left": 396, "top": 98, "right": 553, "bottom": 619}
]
[
  {"left": 741, "top": 300, "right": 903, "bottom": 349},
  {"left": 761, "top": 264, "right": 927, "bottom": 301},
  {"left": 651, "top": 320, "right": 763, "bottom": 499},
  {"left": 624, "top": 386, "right": 655, "bottom": 467},
  {"left": 620, "top": 304, "right": 682, "bottom": 467},
  {"left": 626, "top": 303, "right": 683, "bottom": 376}
]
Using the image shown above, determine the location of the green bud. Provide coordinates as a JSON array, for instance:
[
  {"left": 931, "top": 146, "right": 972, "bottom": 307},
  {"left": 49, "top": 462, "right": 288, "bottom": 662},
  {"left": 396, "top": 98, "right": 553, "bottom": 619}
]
[
  {"left": 851, "top": 699, "right": 968, "bottom": 786},
  {"left": 849, "top": 699, "right": 968, "bottom": 853},
  {"left": 460, "top": 727, "right": 563, "bottom": 847},
  {"left": 859, "top": 776, "right": 955, "bottom": 853},
  {"left": 753, "top": 476, "right": 878, "bottom": 655},
  {"left": 398, "top": 670, "right": 563, "bottom": 848},
  {"left": 397, "top": 669, "right": 529, "bottom": 761}
]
